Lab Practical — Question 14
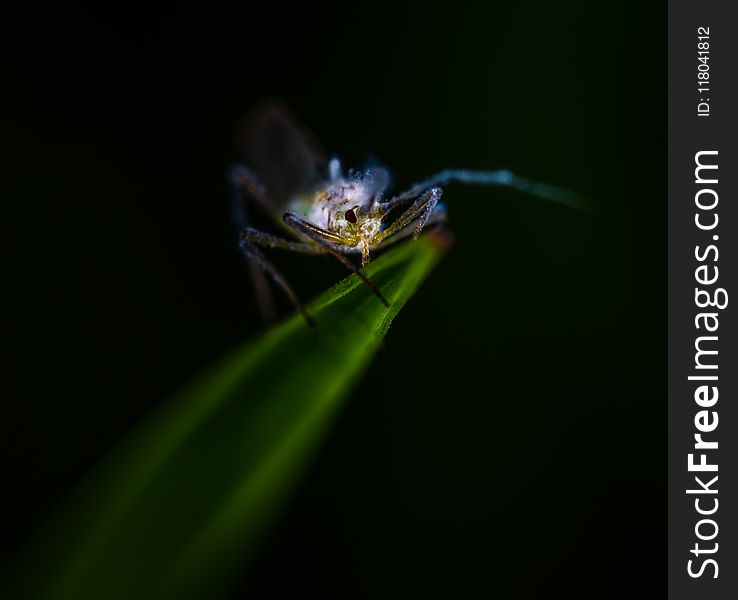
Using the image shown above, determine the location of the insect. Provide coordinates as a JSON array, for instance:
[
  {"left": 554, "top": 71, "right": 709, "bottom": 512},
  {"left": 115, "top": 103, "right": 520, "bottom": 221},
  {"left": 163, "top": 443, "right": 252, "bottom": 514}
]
[{"left": 229, "top": 101, "right": 582, "bottom": 329}]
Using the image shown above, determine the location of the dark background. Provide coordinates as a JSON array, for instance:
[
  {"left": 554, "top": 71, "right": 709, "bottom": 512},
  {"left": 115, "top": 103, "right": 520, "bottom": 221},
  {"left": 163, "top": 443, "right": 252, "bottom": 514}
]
[{"left": 5, "top": 1, "right": 664, "bottom": 598}]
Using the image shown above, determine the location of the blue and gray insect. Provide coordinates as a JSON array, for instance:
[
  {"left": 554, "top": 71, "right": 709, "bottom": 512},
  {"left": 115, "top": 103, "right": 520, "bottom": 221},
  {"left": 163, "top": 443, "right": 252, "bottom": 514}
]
[{"left": 229, "top": 101, "right": 582, "bottom": 328}]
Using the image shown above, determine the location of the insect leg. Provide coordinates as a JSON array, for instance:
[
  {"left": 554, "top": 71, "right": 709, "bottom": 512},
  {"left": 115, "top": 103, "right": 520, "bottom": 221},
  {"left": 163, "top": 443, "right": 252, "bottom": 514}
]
[
  {"left": 375, "top": 187, "right": 444, "bottom": 244},
  {"left": 382, "top": 169, "right": 585, "bottom": 210},
  {"left": 239, "top": 227, "right": 325, "bottom": 254},
  {"left": 283, "top": 214, "right": 390, "bottom": 307},
  {"left": 375, "top": 204, "right": 448, "bottom": 249},
  {"left": 227, "top": 165, "right": 284, "bottom": 322},
  {"left": 227, "top": 164, "right": 274, "bottom": 231},
  {"left": 238, "top": 237, "right": 316, "bottom": 330},
  {"left": 247, "top": 257, "right": 277, "bottom": 324}
]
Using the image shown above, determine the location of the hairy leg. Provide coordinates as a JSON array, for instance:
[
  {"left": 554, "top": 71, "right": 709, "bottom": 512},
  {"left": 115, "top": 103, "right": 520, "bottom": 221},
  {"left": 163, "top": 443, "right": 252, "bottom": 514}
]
[
  {"left": 238, "top": 238, "right": 316, "bottom": 330},
  {"left": 240, "top": 227, "right": 325, "bottom": 254},
  {"left": 229, "top": 165, "right": 324, "bottom": 326},
  {"left": 239, "top": 227, "right": 336, "bottom": 328},
  {"left": 228, "top": 165, "right": 286, "bottom": 323},
  {"left": 381, "top": 169, "right": 585, "bottom": 211},
  {"left": 375, "top": 186, "right": 444, "bottom": 244},
  {"left": 283, "top": 213, "right": 390, "bottom": 307},
  {"left": 375, "top": 203, "right": 448, "bottom": 249},
  {"left": 227, "top": 164, "right": 275, "bottom": 230}
]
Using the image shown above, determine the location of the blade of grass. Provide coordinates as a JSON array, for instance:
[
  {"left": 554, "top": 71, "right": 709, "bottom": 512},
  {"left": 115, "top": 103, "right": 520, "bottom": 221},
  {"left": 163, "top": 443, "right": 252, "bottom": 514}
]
[{"left": 2, "top": 233, "right": 448, "bottom": 600}]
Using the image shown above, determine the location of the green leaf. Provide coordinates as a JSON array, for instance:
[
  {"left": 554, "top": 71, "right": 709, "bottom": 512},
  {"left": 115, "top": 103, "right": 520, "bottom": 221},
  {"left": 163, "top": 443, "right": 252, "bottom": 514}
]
[{"left": 3, "top": 234, "right": 448, "bottom": 600}]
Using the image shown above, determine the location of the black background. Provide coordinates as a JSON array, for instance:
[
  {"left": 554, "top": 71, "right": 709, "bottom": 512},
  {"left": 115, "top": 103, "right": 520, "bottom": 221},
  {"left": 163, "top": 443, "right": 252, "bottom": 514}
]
[{"left": 5, "top": 1, "right": 665, "bottom": 598}]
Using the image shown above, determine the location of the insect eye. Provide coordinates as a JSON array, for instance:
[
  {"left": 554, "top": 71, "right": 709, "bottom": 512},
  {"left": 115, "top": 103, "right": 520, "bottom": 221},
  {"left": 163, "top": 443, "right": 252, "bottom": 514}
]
[{"left": 345, "top": 209, "right": 357, "bottom": 223}]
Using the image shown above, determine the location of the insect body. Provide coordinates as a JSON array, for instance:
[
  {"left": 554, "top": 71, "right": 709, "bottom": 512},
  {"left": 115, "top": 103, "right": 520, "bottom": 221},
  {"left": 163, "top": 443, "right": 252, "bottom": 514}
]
[
  {"left": 229, "top": 102, "right": 582, "bottom": 328},
  {"left": 287, "top": 166, "right": 391, "bottom": 264}
]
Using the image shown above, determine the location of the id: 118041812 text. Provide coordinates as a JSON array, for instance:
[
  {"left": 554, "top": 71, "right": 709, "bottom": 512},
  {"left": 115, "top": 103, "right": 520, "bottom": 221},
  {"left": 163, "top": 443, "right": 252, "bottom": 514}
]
[{"left": 697, "top": 26, "right": 710, "bottom": 117}]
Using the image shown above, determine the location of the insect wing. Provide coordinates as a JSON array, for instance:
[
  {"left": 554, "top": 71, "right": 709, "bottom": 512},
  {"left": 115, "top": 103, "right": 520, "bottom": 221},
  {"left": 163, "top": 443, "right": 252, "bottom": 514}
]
[{"left": 234, "top": 100, "right": 327, "bottom": 211}]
